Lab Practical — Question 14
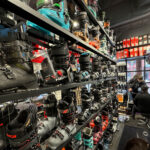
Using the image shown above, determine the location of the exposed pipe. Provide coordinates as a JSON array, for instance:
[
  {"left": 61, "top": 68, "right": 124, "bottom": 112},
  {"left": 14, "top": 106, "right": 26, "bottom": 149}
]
[{"left": 111, "top": 11, "right": 150, "bottom": 29}]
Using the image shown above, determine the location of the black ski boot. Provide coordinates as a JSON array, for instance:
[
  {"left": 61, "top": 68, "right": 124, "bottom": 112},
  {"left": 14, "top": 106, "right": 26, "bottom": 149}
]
[
  {"left": 38, "top": 94, "right": 58, "bottom": 140},
  {"left": 0, "top": 40, "right": 38, "bottom": 92},
  {"left": 79, "top": 53, "right": 91, "bottom": 81},
  {"left": 47, "top": 96, "right": 76, "bottom": 149},
  {"left": 51, "top": 43, "right": 71, "bottom": 82},
  {"left": 0, "top": 103, "right": 17, "bottom": 150},
  {"left": 7, "top": 103, "right": 41, "bottom": 150}
]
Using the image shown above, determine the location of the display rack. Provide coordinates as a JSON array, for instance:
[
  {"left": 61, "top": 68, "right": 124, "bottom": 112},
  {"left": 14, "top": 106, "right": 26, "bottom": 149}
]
[
  {"left": 56, "top": 99, "right": 112, "bottom": 150},
  {"left": 0, "top": 77, "right": 116, "bottom": 104},
  {"left": 1, "top": 0, "right": 116, "bottom": 64},
  {"left": 117, "top": 43, "right": 150, "bottom": 51},
  {"left": 75, "top": 0, "right": 115, "bottom": 47},
  {"left": 93, "top": 116, "right": 113, "bottom": 150}
]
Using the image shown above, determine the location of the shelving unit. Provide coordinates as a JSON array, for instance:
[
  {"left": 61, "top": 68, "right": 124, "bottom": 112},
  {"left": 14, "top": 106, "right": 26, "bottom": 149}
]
[
  {"left": 56, "top": 99, "right": 112, "bottom": 150},
  {"left": 1, "top": 0, "right": 116, "bottom": 64},
  {"left": 0, "top": 77, "right": 116, "bottom": 104},
  {"left": 93, "top": 116, "right": 113, "bottom": 150},
  {"left": 117, "top": 43, "right": 150, "bottom": 51},
  {"left": 75, "top": 0, "right": 115, "bottom": 47}
]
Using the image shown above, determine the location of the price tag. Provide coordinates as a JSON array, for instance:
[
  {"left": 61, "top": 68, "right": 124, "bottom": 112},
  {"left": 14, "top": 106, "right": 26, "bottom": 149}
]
[
  {"left": 33, "top": 63, "right": 42, "bottom": 73},
  {"left": 117, "top": 93, "right": 124, "bottom": 103},
  {"left": 54, "top": 90, "right": 62, "bottom": 101},
  {"left": 55, "top": 34, "right": 60, "bottom": 40}
]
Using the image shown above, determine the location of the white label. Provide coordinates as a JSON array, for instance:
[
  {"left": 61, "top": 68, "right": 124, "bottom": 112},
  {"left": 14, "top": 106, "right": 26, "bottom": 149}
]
[
  {"left": 33, "top": 63, "right": 42, "bottom": 73},
  {"left": 55, "top": 34, "right": 60, "bottom": 40},
  {"left": 54, "top": 90, "right": 62, "bottom": 101}
]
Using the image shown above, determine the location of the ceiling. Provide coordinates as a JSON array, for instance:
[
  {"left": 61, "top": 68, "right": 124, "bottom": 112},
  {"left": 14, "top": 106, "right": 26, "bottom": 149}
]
[
  {"left": 99, "top": 0, "right": 150, "bottom": 40},
  {"left": 99, "top": 0, "right": 150, "bottom": 26}
]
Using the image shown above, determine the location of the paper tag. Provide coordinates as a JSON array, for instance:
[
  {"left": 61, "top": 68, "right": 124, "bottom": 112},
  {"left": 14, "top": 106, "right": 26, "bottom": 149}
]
[
  {"left": 33, "top": 63, "right": 42, "bottom": 73},
  {"left": 54, "top": 90, "right": 62, "bottom": 101},
  {"left": 55, "top": 34, "right": 60, "bottom": 40}
]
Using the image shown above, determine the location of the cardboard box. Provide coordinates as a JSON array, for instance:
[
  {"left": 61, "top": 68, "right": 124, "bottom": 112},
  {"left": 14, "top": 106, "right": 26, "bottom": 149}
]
[
  {"left": 123, "top": 39, "right": 127, "bottom": 48},
  {"left": 120, "top": 41, "right": 123, "bottom": 49},
  {"left": 130, "top": 48, "right": 134, "bottom": 57},
  {"left": 134, "top": 48, "right": 139, "bottom": 57},
  {"left": 116, "top": 51, "right": 120, "bottom": 59},
  {"left": 139, "top": 47, "right": 145, "bottom": 56},
  {"left": 124, "top": 49, "right": 129, "bottom": 58},
  {"left": 131, "top": 37, "right": 135, "bottom": 47},
  {"left": 146, "top": 45, "right": 150, "bottom": 54},
  {"left": 135, "top": 36, "right": 139, "bottom": 46},
  {"left": 143, "top": 34, "right": 148, "bottom": 45},
  {"left": 138, "top": 36, "right": 143, "bottom": 45},
  {"left": 148, "top": 34, "right": 150, "bottom": 44},
  {"left": 126, "top": 38, "right": 131, "bottom": 48}
]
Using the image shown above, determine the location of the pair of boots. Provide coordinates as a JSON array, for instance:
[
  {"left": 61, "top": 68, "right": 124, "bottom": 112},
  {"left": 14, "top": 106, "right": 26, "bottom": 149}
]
[
  {"left": 0, "top": 102, "right": 41, "bottom": 150},
  {"left": 46, "top": 95, "right": 76, "bottom": 150}
]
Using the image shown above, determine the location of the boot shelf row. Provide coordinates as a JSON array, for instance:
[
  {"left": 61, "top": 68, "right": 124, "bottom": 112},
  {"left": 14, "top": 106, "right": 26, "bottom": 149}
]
[
  {"left": 117, "top": 43, "right": 150, "bottom": 51},
  {"left": 0, "top": 77, "right": 116, "bottom": 104},
  {"left": 56, "top": 99, "right": 112, "bottom": 150},
  {"left": 1, "top": 0, "right": 116, "bottom": 64},
  {"left": 75, "top": 0, "right": 116, "bottom": 47},
  {"left": 93, "top": 115, "right": 114, "bottom": 150}
]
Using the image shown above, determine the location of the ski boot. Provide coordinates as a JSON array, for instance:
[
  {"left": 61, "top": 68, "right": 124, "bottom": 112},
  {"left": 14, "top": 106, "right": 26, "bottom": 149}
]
[
  {"left": 79, "top": 53, "right": 91, "bottom": 81},
  {"left": 78, "top": 94, "right": 93, "bottom": 125},
  {"left": 71, "top": 131, "right": 82, "bottom": 149},
  {"left": 37, "top": 94, "right": 58, "bottom": 140},
  {"left": 32, "top": 45, "right": 58, "bottom": 85},
  {"left": 89, "top": 26, "right": 100, "bottom": 50},
  {"left": 83, "top": 127, "right": 93, "bottom": 149},
  {"left": 92, "top": 116, "right": 103, "bottom": 145},
  {"left": 27, "top": 0, "right": 70, "bottom": 37},
  {"left": 51, "top": 42, "right": 73, "bottom": 82},
  {"left": 46, "top": 96, "right": 76, "bottom": 149},
  {"left": 0, "top": 7, "right": 15, "bottom": 27},
  {"left": 7, "top": 103, "right": 41, "bottom": 150},
  {"left": 0, "top": 103, "right": 18, "bottom": 150},
  {"left": 0, "top": 40, "right": 38, "bottom": 92},
  {"left": 73, "top": 11, "right": 89, "bottom": 43},
  {"left": 91, "top": 57, "right": 101, "bottom": 80}
]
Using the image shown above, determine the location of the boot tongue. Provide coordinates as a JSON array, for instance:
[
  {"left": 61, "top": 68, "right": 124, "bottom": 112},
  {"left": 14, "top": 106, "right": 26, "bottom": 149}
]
[{"left": 44, "top": 94, "right": 58, "bottom": 117}]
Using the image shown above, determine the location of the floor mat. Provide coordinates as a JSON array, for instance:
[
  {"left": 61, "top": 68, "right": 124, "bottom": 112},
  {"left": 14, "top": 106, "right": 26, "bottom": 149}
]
[{"left": 117, "top": 125, "right": 150, "bottom": 150}]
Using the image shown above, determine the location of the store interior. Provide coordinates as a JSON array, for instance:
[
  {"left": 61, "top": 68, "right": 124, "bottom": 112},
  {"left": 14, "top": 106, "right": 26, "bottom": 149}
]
[{"left": 0, "top": 0, "right": 150, "bottom": 150}]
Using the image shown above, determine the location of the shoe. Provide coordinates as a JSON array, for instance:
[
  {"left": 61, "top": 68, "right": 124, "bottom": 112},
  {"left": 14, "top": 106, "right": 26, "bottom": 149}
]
[
  {"left": 47, "top": 124, "right": 76, "bottom": 149},
  {"left": 7, "top": 103, "right": 41, "bottom": 150},
  {"left": 27, "top": 0, "right": 70, "bottom": 36},
  {"left": 78, "top": 109, "right": 91, "bottom": 125},
  {"left": 83, "top": 127, "right": 93, "bottom": 149},
  {"left": 0, "top": 40, "right": 38, "bottom": 91},
  {"left": 37, "top": 94, "right": 58, "bottom": 139},
  {"left": 0, "top": 103, "right": 17, "bottom": 150}
]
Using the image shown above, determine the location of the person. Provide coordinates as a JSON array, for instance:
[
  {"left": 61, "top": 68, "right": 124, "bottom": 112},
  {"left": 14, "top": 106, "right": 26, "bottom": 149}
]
[
  {"left": 128, "top": 74, "right": 146, "bottom": 100},
  {"left": 132, "top": 85, "right": 150, "bottom": 119},
  {"left": 124, "top": 138, "right": 150, "bottom": 150}
]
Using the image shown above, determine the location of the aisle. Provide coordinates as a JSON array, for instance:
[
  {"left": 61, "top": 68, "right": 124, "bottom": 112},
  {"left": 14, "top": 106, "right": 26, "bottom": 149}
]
[
  {"left": 110, "top": 116, "right": 150, "bottom": 150},
  {"left": 109, "top": 123, "right": 124, "bottom": 150}
]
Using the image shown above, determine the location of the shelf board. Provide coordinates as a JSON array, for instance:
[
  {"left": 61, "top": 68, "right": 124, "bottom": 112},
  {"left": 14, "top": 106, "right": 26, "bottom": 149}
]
[
  {"left": 117, "top": 54, "right": 149, "bottom": 61},
  {"left": 117, "top": 43, "right": 150, "bottom": 51},
  {"left": 75, "top": 0, "right": 116, "bottom": 47},
  {"left": 1, "top": 0, "right": 116, "bottom": 64},
  {"left": 56, "top": 99, "right": 112, "bottom": 150},
  {"left": 0, "top": 77, "right": 116, "bottom": 104}
]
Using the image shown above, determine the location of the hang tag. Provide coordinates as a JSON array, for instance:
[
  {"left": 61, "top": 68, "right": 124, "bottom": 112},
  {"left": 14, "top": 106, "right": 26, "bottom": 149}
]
[
  {"left": 71, "top": 64, "right": 77, "bottom": 72},
  {"left": 54, "top": 90, "right": 62, "bottom": 101},
  {"left": 33, "top": 63, "right": 42, "bottom": 73},
  {"left": 55, "top": 34, "right": 60, "bottom": 40}
]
